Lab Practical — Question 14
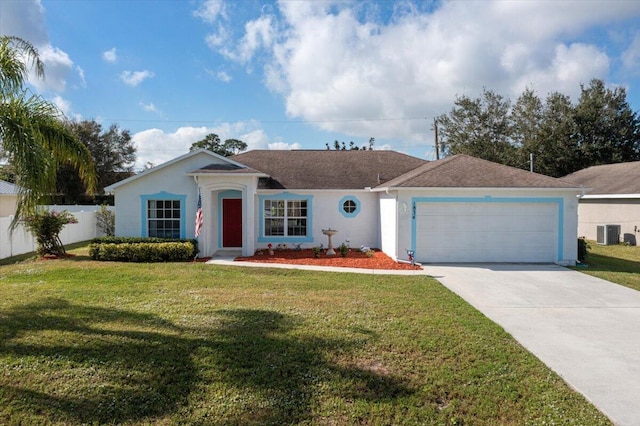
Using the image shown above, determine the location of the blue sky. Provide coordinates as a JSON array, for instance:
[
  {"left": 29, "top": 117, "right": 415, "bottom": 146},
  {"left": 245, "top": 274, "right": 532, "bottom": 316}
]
[{"left": 2, "top": 0, "right": 640, "bottom": 169}]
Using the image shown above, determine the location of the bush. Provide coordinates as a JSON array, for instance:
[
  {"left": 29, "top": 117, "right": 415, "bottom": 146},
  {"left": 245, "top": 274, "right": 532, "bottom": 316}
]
[
  {"left": 22, "top": 210, "right": 77, "bottom": 256},
  {"left": 89, "top": 237, "right": 198, "bottom": 262},
  {"left": 338, "top": 242, "right": 349, "bottom": 257},
  {"left": 577, "top": 237, "right": 589, "bottom": 263},
  {"left": 96, "top": 204, "right": 115, "bottom": 236}
]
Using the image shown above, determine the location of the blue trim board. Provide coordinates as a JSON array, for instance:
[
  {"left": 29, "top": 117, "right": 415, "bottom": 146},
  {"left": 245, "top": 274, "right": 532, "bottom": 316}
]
[
  {"left": 217, "top": 190, "right": 242, "bottom": 248},
  {"left": 410, "top": 196, "right": 564, "bottom": 262},
  {"left": 140, "top": 191, "right": 188, "bottom": 238},
  {"left": 338, "top": 195, "right": 361, "bottom": 218},
  {"left": 257, "top": 192, "right": 314, "bottom": 243}
]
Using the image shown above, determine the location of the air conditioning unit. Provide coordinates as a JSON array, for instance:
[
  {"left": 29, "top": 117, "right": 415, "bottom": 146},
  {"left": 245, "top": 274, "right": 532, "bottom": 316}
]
[{"left": 596, "top": 224, "right": 621, "bottom": 245}]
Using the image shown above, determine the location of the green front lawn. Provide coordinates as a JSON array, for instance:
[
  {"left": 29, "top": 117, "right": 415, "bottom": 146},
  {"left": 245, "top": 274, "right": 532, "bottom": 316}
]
[
  {"left": 0, "top": 247, "right": 609, "bottom": 425},
  {"left": 578, "top": 241, "right": 640, "bottom": 291}
]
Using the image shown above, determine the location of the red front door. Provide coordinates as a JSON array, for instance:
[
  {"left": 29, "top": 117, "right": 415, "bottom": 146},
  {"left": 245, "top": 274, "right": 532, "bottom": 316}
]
[{"left": 222, "top": 198, "right": 242, "bottom": 247}]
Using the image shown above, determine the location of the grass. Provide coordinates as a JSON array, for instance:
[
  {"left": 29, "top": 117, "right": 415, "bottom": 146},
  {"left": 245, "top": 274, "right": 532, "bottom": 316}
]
[
  {"left": 0, "top": 245, "right": 610, "bottom": 425},
  {"left": 577, "top": 241, "right": 640, "bottom": 291}
]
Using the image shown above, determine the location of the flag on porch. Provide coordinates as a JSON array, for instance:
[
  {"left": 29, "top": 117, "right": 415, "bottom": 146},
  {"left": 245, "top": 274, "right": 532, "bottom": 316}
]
[{"left": 195, "top": 190, "right": 203, "bottom": 237}]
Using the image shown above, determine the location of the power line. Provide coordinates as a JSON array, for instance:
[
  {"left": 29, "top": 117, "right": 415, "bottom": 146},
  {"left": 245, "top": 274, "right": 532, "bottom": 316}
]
[{"left": 98, "top": 116, "right": 432, "bottom": 125}]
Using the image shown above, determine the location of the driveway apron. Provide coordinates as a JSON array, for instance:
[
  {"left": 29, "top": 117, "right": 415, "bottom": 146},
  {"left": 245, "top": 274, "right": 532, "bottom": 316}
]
[{"left": 425, "top": 264, "right": 640, "bottom": 426}]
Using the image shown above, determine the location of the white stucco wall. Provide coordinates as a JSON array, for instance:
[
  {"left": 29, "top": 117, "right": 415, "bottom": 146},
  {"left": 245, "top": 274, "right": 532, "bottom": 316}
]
[
  {"left": 578, "top": 198, "right": 640, "bottom": 245},
  {"left": 0, "top": 195, "right": 18, "bottom": 217},
  {"left": 195, "top": 176, "right": 259, "bottom": 257},
  {"left": 252, "top": 190, "right": 380, "bottom": 252},
  {"left": 389, "top": 188, "right": 580, "bottom": 265},
  {"left": 112, "top": 152, "right": 230, "bottom": 238},
  {"left": 379, "top": 193, "right": 399, "bottom": 260}
]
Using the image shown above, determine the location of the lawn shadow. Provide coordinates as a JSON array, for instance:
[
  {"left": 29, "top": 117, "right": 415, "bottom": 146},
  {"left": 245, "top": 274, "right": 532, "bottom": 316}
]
[
  {"left": 200, "top": 309, "right": 413, "bottom": 424},
  {"left": 0, "top": 298, "right": 196, "bottom": 424},
  {"left": 584, "top": 253, "right": 640, "bottom": 273},
  {"left": 0, "top": 301, "right": 412, "bottom": 424}
]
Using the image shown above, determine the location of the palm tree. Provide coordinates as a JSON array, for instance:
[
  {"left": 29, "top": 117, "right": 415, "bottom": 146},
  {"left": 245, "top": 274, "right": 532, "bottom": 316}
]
[{"left": 0, "top": 35, "right": 96, "bottom": 228}]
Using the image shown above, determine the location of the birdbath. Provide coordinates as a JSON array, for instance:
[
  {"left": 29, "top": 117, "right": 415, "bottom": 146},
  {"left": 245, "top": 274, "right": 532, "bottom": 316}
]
[{"left": 322, "top": 228, "right": 338, "bottom": 255}]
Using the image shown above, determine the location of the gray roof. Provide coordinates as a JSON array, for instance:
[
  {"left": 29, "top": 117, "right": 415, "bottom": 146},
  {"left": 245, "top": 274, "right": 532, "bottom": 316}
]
[
  {"left": 382, "top": 154, "right": 584, "bottom": 189},
  {"left": 229, "top": 150, "right": 427, "bottom": 189},
  {"left": 0, "top": 180, "right": 19, "bottom": 195},
  {"left": 564, "top": 161, "right": 640, "bottom": 194}
]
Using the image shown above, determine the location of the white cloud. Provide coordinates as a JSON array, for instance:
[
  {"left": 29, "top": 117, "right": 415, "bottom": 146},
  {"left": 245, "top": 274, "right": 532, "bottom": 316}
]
[
  {"left": 139, "top": 102, "right": 160, "bottom": 114},
  {"left": 216, "top": 71, "right": 232, "bottom": 82},
  {"left": 622, "top": 33, "right": 640, "bottom": 76},
  {"left": 51, "top": 95, "right": 71, "bottom": 116},
  {"left": 223, "top": 15, "right": 274, "bottom": 63},
  {"left": 268, "top": 141, "right": 301, "bottom": 150},
  {"left": 76, "top": 66, "right": 86, "bottom": 88},
  {"left": 28, "top": 44, "right": 74, "bottom": 93},
  {"left": 193, "top": 0, "right": 226, "bottom": 24},
  {"left": 221, "top": 0, "right": 640, "bottom": 145},
  {"left": 103, "top": 47, "right": 118, "bottom": 63},
  {"left": 132, "top": 122, "right": 279, "bottom": 169},
  {"left": 120, "top": 70, "right": 155, "bottom": 87}
]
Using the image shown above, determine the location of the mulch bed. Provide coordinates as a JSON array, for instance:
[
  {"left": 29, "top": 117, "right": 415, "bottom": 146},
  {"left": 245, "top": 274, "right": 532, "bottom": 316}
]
[{"left": 234, "top": 248, "right": 421, "bottom": 270}]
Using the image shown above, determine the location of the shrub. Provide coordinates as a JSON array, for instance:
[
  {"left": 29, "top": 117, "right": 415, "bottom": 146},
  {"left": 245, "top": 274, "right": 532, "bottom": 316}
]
[
  {"left": 577, "top": 237, "right": 589, "bottom": 263},
  {"left": 22, "top": 210, "right": 77, "bottom": 256},
  {"left": 312, "top": 246, "right": 322, "bottom": 258},
  {"left": 89, "top": 237, "right": 198, "bottom": 262},
  {"left": 96, "top": 204, "right": 115, "bottom": 236},
  {"left": 338, "top": 242, "right": 349, "bottom": 257}
]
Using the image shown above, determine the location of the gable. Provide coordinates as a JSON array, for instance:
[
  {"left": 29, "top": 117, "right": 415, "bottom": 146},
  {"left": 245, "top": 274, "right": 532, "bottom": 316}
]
[{"left": 104, "top": 149, "right": 243, "bottom": 192}]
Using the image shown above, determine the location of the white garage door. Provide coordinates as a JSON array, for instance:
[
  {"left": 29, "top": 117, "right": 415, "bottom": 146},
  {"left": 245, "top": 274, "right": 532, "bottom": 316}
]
[{"left": 414, "top": 201, "right": 558, "bottom": 263}]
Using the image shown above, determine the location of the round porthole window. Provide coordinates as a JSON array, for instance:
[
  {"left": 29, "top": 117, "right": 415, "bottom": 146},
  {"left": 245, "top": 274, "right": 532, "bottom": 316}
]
[
  {"left": 343, "top": 199, "right": 357, "bottom": 214},
  {"left": 339, "top": 196, "right": 360, "bottom": 218}
]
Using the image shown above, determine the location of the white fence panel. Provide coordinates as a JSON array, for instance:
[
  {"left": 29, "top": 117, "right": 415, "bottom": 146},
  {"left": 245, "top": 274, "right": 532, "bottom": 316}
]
[{"left": 0, "top": 208, "right": 101, "bottom": 260}]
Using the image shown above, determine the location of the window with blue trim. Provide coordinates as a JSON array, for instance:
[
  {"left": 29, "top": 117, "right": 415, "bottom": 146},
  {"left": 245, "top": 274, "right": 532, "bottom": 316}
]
[
  {"left": 264, "top": 199, "right": 308, "bottom": 237},
  {"left": 147, "top": 199, "right": 181, "bottom": 238},
  {"left": 339, "top": 195, "right": 360, "bottom": 218}
]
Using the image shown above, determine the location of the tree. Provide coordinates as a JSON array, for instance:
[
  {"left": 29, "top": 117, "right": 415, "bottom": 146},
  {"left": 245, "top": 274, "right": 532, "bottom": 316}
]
[
  {"left": 436, "top": 80, "right": 640, "bottom": 177},
  {"left": 535, "top": 92, "right": 579, "bottom": 177},
  {"left": 189, "top": 133, "right": 247, "bottom": 156},
  {"left": 0, "top": 36, "right": 96, "bottom": 226},
  {"left": 438, "top": 89, "right": 517, "bottom": 166},
  {"left": 325, "top": 137, "right": 375, "bottom": 150},
  {"left": 573, "top": 79, "right": 640, "bottom": 170},
  {"left": 56, "top": 120, "right": 136, "bottom": 200}
]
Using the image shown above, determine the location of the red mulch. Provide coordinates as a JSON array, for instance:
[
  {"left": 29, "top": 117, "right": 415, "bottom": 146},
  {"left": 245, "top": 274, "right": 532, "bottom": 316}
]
[{"left": 234, "top": 248, "right": 421, "bottom": 270}]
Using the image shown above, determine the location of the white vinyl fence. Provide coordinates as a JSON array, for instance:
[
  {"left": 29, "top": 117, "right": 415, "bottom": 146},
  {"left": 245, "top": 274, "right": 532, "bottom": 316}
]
[{"left": 0, "top": 206, "right": 109, "bottom": 259}]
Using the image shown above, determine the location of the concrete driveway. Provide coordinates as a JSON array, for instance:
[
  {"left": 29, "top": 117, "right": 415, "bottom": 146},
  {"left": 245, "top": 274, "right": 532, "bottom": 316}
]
[{"left": 425, "top": 264, "right": 640, "bottom": 426}]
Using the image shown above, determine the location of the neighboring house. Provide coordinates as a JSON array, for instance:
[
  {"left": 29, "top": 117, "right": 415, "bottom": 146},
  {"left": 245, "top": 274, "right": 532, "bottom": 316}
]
[
  {"left": 104, "top": 149, "right": 585, "bottom": 264},
  {"left": 0, "top": 180, "right": 19, "bottom": 217},
  {"left": 565, "top": 161, "right": 640, "bottom": 245}
]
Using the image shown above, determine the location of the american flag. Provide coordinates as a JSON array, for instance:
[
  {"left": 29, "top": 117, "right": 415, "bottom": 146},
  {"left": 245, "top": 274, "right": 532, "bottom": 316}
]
[{"left": 195, "top": 191, "right": 203, "bottom": 237}]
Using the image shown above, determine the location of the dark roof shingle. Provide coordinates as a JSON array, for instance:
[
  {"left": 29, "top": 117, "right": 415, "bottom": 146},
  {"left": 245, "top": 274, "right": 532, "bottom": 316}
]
[
  {"left": 563, "top": 161, "right": 640, "bottom": 194},
  {"left": 229, "top": 150, "right": 427, "bottom": 189},
  {"left": 382, "top": 154, "right": 584, "bottom": 189}
]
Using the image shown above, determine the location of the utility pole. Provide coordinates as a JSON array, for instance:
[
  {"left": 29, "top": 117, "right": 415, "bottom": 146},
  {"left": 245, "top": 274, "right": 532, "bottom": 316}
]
[{"left": 432, "top": 118, "right": 440, "bottom": 160}]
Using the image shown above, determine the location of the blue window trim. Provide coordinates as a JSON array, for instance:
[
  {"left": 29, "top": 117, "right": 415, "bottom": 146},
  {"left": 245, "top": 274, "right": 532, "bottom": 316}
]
[
  {"left": 258, "top": 192, "right": 313, "bottom": 243},
  {"left": 141, "top": 191, "right": 187, "bottom": 238},
  {"left": 410, "top": 196, "right": 564, "bottom": 262},
  {"left": 217, "top": 190, "right": 242, "bottom": 248},
  {"left": 339, "top": 195, "right": 361, "bottom": 218}
]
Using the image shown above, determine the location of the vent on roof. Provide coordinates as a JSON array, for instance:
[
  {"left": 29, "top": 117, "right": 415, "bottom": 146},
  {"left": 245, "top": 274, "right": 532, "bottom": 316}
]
[{"left": 596, "top": 224, "right": 621, "bottom": 245}]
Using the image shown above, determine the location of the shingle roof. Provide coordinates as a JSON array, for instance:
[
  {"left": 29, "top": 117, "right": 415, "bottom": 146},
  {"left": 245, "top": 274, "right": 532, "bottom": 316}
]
[
  {"left": 229, "top": 150, "right": 428, "bottom": 189},
  {"left": 0, "top": 180, "right": 19, "bottom": 195},
  {"left": 190, "top": 163, "right": 264, "bottom": 174},
  {"left": 381, "top": 154, "right": 584, "bottom": 189},
  {"left": 563, "top": 161, "right": 640, "bottom": 194}
]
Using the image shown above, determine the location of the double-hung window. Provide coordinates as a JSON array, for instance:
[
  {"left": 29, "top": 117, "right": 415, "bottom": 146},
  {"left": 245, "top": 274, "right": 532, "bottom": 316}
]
[
  {"left": 264, "top": 199, "right": 308, "bottom": 237},
  {"left": 148, "top": 199, "right": 181, "bottom": 238}
]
